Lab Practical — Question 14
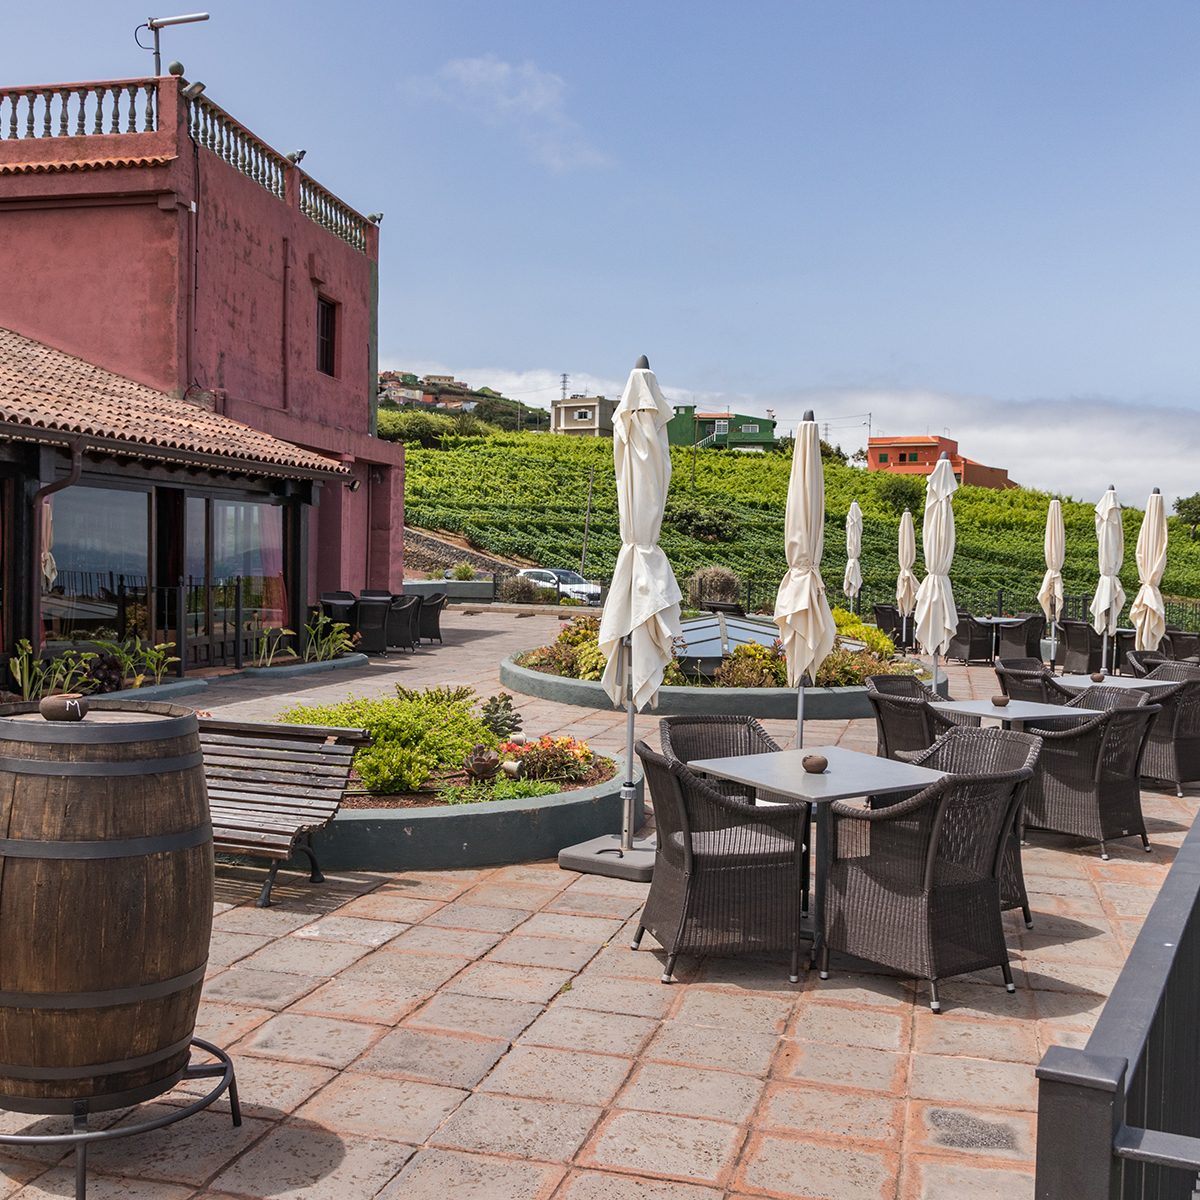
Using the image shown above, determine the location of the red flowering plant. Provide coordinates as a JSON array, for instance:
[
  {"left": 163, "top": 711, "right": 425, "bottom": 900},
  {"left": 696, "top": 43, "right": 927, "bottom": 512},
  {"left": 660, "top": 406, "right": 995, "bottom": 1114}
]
[{"left": 499, "top": 734, "right": 594, "bottom": 782}]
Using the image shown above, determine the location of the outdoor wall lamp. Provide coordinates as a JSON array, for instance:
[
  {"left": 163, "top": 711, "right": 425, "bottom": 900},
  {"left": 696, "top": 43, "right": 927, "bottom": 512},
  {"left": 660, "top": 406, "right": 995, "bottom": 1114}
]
[
  {"left": 181, "top": 81, "right": 206, "bottom": 100},
  {"left": 367, "top": 213, "right": 384, "bottom": 224},
  {"left": 346, "top": 479, "right": 362, "bottom": 493},
  {"left": 287, "top": 150, "right": 307, "bottom": 164}
]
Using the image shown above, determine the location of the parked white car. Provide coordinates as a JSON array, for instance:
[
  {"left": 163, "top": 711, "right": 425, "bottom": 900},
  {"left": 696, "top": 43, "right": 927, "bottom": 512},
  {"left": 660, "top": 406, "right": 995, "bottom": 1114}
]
[{"left": 517, "top": 567, "right": 602, "bottom": 605}]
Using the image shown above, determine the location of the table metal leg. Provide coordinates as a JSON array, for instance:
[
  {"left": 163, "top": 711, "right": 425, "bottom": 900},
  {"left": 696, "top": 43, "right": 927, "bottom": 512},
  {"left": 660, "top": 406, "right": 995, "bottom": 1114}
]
[{"left": 811, "top": 803, "right": 831, "bottom": 977}]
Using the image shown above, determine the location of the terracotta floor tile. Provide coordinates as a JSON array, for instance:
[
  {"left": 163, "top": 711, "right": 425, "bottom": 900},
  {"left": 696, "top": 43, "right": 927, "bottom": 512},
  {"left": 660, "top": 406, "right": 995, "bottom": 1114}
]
[
  {"left": 900, "top": 1154, "right": 1034, "bottom": 1200},
  {"left": 736, "top": 1130, "right": 897, "bottom": 1199},
  {"left": 288, "top": 977, "right": 428, "bottom": 1024},
  {"left": 759, "top": 1081, "right": 903, "bottom": 1143},
  {"left": 237, "top": 936, "right": 371, "bottom": 978},
  {"left": 580, "top": 1110, "right": 741, "bottom": 1185},
  {"left": 388, "top": 923, "right": 504, "bottom": 958},
  {"left": 295, "top": 1071, "right": 466, "bottom": 1142},
  {"left": 774, "top": 1040, "right": 907, "bottom": 1095},
  {"left": 406, "top": 991, "right": 544, "bottom": 1040},
  {"left": 292, "top": 914, "right": 410, "bottom": 946},
  {"left": 908, "top": 1054, "right": 1038, "bottom": 1111},
  {"left": 432, "top": 1093, "right": 601, "bottom": 1162},
  {"left": 518, "top": 911, "right": 627, "bottom": 941},
  {"left": 201, "top": 967, "right": 324, "bottom": 1011},
  {"left": 618, "top": 1061, "right": 765, "bottom": 1123},
  {"left": 480, "top": 1045, "right": 633, "bottom": 1104},
  {"left": 522, "top": 1004, "right": 660, "bottom": 1056},
  {"left": 423, "top": 904, "right": 531, "bottom": 933},
  {"left": 356, "top": 1026, "right": 509, "bottom": 1088},
  {"left": 646, "top": 1022, "right": 779, "bottom": 1075},
  {"left": 10, "top": 1170, "right": 193, "bottom": 1199},
  {"left": 335, "top": 893, "right": 445, "bottom": 924},
  {"left": 376, "top": 1148, "right": 563, "bottom": 1200},
  {"left": 911, "top": 1012, "right": 1041, "bottom": 1063},
  {"left": 485, "top": 933, "right": 601, "bottom": 971},
  {"left": 447, "top": 961, "right": 574, "bottom": 1003},
  {"left": 556, "top": 1171, "right": 722, "bottom": 1199},
  {"left": 238, "top": 1012, "right": 382, "bottom": 1068}
]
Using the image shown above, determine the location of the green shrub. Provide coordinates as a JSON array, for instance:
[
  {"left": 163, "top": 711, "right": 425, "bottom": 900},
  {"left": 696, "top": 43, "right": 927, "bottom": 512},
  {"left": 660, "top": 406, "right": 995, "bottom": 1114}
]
[
  {"left": 815, "top": 648, "right": 920, "bottom": 688},
  {"left": 665, "top": 500, "right": 738, "bottom": 541},
  {"left": 831, "top": 606, "right": 895, "bottom": 658},
  {"left": 499, "top": 734, "right": 594, "bottom": 781},
  {"left": 712, "top": 642, "right": 788, "bottom": 688},
  {"left": 688, "top": 564, "right": 742, "bottom": 606},
  {"left": 480, "top": 692, "right": 522, "bottom": 739},
  {"left": 438, "top": 778, "right": 561, "bottom": 805},
  {"left": 450, "top": 562, "right": 476, "bottom": 580},
  {"left": 497, "top": 575, "right": 556, "bottom": 604}
]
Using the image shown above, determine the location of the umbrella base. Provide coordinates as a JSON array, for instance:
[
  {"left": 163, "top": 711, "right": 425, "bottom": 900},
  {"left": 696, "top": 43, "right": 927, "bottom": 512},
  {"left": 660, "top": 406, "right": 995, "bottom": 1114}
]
[{"left": 558, "top": 834, "right": 656, "bottom": 882}]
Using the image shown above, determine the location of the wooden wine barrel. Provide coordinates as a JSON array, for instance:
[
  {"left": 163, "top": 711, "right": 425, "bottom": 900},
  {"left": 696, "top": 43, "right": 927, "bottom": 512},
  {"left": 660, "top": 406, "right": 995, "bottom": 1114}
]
[{"left": 0, "top": 700, "right": 212, "bottom": 1114}]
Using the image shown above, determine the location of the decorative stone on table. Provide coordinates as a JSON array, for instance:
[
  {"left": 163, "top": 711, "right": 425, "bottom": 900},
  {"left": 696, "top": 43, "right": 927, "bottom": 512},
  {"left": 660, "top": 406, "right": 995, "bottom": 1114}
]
[
  {"left": 991, "top": 695, "right": 1011, "bottom": 707},
  {"left": 39, "top": 693, "right": 88, "bottom": 721},
  {"left": 802, "top": 754, "right": 828, "bottom": 774}
]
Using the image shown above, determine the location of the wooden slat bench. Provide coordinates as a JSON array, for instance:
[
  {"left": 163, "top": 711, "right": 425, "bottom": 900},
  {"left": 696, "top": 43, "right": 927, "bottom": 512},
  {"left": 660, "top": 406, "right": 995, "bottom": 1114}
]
[{"left": 199, "top": 717, "right": 371, "bottom": 907}]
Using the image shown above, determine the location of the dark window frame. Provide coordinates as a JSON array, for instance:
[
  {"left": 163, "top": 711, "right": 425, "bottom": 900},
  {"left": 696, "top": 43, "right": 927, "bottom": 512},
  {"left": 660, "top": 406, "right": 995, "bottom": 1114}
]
[{"left": 317, "top": 295, "right": 338, "bottom": 377}]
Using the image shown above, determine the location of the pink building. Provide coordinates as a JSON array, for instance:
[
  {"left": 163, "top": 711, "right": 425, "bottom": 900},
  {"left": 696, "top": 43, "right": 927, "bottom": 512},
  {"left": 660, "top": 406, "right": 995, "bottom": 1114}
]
[{"left": 0, "top": 73, "right": 403, "bottom": 664}]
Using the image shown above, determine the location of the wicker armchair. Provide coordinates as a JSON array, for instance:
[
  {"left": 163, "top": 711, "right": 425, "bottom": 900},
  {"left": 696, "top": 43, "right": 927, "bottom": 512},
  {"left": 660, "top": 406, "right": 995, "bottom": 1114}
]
[
  {"left": 1126, "top": 650, "right": 1172, "bottom": 678},
  {"left": 998, "top": 615, "right": 1046, "bottom": 662},
  {"left": 354, "top": 595, "right": 390, "bottom": 655},
  {"left": 1022, "top": 703, "right": 1161, "bottom": 858},
  {"left": 994, "top": 661, "right": 1074, "bottom": 705},
  {"left": 873, "top": 603, "right": 901, "bottom": 641},
  {"left": 1139, "top": 670, "right": 1200, "bottom": 797},
  {"left": 819, "top": 727, "right": 1038, "bottom": 1012},
  {"left": 865, "top": 676, "right": 972, "bottom": 759},
  {"left": 659, "top": 716, "right": 810, "bottom": 912},
  {"left": 418, "top": 592, "right": 449, "bottom": 644},
  {"left": 386, "top": 595, "right": 421, "bottom": 651},
  {"left": 1168, "top": 631, "right": 1200, "bottom": 660},
  {"left": 1060, "top": 619, "right": 1104, "bottom": 675},
  {"left": 947, "top": 616, "right": 995, "bottom": 664},
  {"left": 631, "top": 742, "right": 809, "bottom": 983}
]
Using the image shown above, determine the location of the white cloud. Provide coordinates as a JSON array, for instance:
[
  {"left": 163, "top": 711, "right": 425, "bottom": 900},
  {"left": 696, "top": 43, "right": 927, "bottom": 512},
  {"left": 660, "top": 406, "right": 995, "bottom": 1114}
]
[
  {"left": 382, "top": 355, "right": 1200, "bottom": 508},
  {"left": 425, "top": 54, "right": 611, "bottom": 173}
]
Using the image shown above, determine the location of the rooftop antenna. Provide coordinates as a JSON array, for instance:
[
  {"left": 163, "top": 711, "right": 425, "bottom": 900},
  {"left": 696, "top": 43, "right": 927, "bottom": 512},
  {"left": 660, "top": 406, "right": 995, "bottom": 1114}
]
[{"left": 136, "top": 12, "right": 210, "bottom": 77}]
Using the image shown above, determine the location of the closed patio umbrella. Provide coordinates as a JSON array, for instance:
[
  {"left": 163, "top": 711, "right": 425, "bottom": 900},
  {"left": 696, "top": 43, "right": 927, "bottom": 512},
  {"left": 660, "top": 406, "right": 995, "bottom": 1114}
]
[
  {"left": 914, "top": 453, "right": 958, "bottom": 690},
  {"left": 1089, "top": 485, "right": 1126, "bottom": 673},
  {"left": 1130, "top": 488, "right": 1167, "bottom": 652},
  {"left": 896, "top": 508, "right": 917, "bottom": 649},
  {"left": 1037, "top": 499, "right": 1065, "bottom": 665},
  {"left": 774, "top": 410, "right": 836, "bottom": 746},
  {"left": 843, "top": 500, "right": 862, "bottom": 614},
  {"left": 39, "top": 499, "right": 57, "bottom": 589}
]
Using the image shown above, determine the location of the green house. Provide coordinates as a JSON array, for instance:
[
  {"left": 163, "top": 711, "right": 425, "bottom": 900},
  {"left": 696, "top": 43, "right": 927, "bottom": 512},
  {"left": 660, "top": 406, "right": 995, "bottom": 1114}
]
[{"left": 665, "top": 405, "right": 777, "bottom": 451}]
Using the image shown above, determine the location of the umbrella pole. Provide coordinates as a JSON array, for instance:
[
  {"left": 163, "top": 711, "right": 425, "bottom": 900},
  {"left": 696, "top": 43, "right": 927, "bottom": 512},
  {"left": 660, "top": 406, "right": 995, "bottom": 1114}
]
[
  {"left": 620, "top": 634, "right": 637, "bottom": 852},
  {"left": 1102, "top": 628, "right": 1110, "bottom": 676},
  {"left": 1049, "top": 607, "right": 1057, "bottom": 669},
  {"left": 931, "top": 650, "right": 940, "bottom": 694},
  {"left": 795, "top": 683, "right": 805, "bottom": 749}
]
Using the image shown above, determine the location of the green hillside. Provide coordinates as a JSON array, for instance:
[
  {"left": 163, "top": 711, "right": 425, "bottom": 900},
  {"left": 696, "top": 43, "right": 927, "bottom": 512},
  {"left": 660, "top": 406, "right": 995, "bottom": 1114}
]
[{"left": 403, "top": 433, "right": 1200, "bottom": 617}]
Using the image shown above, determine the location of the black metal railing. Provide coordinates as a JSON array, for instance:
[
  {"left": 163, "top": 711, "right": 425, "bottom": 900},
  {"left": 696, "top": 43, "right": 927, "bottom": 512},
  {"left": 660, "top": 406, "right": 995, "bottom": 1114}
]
[
  {"left": 150, "top": 578, "right": 277, "bottom": 674},
  {"left": 1035, "top": 814, "right": 1200, "bottom": 1198}
]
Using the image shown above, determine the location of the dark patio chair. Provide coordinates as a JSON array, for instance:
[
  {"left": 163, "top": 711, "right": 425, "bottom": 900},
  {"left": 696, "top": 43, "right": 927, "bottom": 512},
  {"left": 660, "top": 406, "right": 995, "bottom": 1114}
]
[
  {"left": 418, "top": 592, "right": 449, "bottom": 644},
  {"left": 700, "top": 599, "right": 745, "bottom": 617},
  {"left": 998, "top": 615, "right": 1045, "bottom": 663},
  {"left": 1169, "top": 631, "right": 1200, "bottom": 660},
  {"left": 659, "top": 715, "right": 811, "bottom": 914},
  {"left": 1140, "top": 668, "right": 1200, "bottom": 797},
  {"left": 631, "top": 741, "right": 809, "bottom": 983},
  {"left": 1060, "top": 619, "right": 1104, "bottom": 675},
  {"left": 873, "top": 603, "right": 900, "bottom": 639},
  {"left": 947, "top": 616, "right": 995, "bottom": 664},
  {"left": 359, "top": 589, "right": 394, "bottom": 602},
  {"left": 354, "top": 595, "right": 390, "bottom": 655},
  {"left": 320, "top": 590, "right": 357, "bottom": 628},
  {"left": 386, "top": 594, "right": 421, "bottom": 652},
  {"left": 819, "top": 726, "right": 1039, "bottom": 1012},
  {"left": 1022, "top": 702, "right": 1161, "bottom": 858},
  {"left": 994, "top": 661, "right": 1073, "bottom": 705},
  {"left": 865, "top": 675, "right": 972, "bottom": 760},
  {"left": 1126, "top": 650, "right": 1171, "bottom": 678}
]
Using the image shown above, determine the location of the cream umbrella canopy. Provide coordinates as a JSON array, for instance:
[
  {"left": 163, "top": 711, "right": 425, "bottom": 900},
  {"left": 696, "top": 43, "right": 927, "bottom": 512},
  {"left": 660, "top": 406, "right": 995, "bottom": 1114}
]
[
  {"left": 843, "top": 500, "right": 863, "bottom": 613},
  {"left": 1130, "top": 488, "right": 1168, "bottom": 652},
  {"left": 39, "top": 500, "right": 57, "bottom": 589},
  {"left": 598, "top": 355, "right": 683, "bottom": 850},
  {"left": 914, "top": 453, "right": 959, "bottom": 689},
  {"left": 896, "top": 508, "right": 918, "bottom": 649},
  {"left": 1037, "top": 499, "right": 1065, "bottom": 664},
  {"left": 1089, "top": 486, "right": 1126, "bottom": 673},
  {"left": 773, "top": 410, "right": 836, "bottom": 745}
]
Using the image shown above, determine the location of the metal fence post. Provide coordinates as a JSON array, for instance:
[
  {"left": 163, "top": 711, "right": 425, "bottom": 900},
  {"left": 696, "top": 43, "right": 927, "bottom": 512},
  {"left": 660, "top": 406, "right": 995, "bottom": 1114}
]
[
  {"left": 233, "top": 577, "right": 244, "bottom": 669},
  {"left": 1035, "top": 1046, "right": 1127, "bottom": 1199},
  {"left": 745, "top": 577, "right": 752, "bottom": 614},
  {"left": 175, "top": 578, "right": 187, "bottom": 677}
]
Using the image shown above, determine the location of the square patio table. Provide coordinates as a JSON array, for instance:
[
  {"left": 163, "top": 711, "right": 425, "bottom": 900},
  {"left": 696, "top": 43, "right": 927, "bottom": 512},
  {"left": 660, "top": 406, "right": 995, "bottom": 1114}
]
[
  {"left": 1055, "top": 673, "right": 1175, "bottom": 693},
  {"left": 688, "top": 745, "right": 947, "bottom": 977},
  {"left": 935, "top": 698, "right": 1104, "bottom": 730}
]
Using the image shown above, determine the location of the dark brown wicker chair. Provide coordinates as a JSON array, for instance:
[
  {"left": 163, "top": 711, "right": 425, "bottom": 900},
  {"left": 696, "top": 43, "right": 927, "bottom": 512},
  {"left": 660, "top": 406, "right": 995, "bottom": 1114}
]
[
  {"left": 418, "top": 592, "right": 449, "bottom": 644},
  {"left": 1168, "top": 631, "right": 1200, "bottom": 660},
  {"left": 631, "top": 741, "right": 809, "bottom": 983},
  {"left": 1022, "top": 703, "right": 1161, "bottom": 858},
  {"left": 1060, "top": 619, "right": 1104, "bottom": 675},
  {"left": 659, "top": 715, "right": 810, "bottom": 912},
  {"left": 1139, "top": 669, "right": 1200, "bottom": 797},
  {"left": 386, "top": 595, "right": 421, "bottom": 651},
  {"left": 948, "top": 616, "right": 995, "bottom": 664},
  {"left": 865, "top": 675, "right": 972, "bottom": 760},
  {"left": 819, "top": 727, "right": 1039, "bottom": 1013},
  {"left": 1126, "top": 650, "right": 1172, "bottom": 678},
  {"left": 353, "top": 595, "right": 390, "bottom": 655},
  {"left": 998, "top": 615, "right": 1046, "bottom": 662},
  {"left": 994, "top": 661, "right": 1074, "bottom": 705}
]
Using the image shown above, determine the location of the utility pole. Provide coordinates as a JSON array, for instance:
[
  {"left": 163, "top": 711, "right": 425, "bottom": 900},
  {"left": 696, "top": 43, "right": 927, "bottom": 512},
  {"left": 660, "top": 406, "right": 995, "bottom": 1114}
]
[
  {"left": 580, "top": 466, "right": 595, "bottom": 575},
  {"left": 560, "top": 373, "right": 569, "bottom": 401}
]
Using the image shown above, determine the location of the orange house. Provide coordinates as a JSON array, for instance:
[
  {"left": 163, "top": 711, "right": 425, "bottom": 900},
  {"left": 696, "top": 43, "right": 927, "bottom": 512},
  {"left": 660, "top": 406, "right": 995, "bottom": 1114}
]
[{"left": 866, "top": 436, "right": 1014, "bottom": 490}]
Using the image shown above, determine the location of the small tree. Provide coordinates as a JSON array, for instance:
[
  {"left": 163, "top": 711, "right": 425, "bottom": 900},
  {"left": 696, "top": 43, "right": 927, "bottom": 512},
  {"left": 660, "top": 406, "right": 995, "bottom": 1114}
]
[
  {"left": 875, "top": 473, "right": 925, "bottom": 516},
  {"left": 850, "top": 447, "right": 868, "bottom": 465},
  {"left": 1174, "top": 493, "right": 1200, "bottom": 541}
]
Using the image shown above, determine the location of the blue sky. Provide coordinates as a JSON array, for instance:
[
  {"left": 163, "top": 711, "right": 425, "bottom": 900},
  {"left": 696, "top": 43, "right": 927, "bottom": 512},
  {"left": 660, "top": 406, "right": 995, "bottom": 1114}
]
[{"left": 5, "top": 1, "right": 1199, "bottom": 500}]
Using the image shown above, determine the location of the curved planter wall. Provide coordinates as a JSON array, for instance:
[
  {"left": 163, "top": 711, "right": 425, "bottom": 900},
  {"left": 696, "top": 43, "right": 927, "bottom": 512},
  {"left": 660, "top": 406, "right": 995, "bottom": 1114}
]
[
  {"left": 499, "top": 654, "right": 947, "bottom": 720},
  {"left": 312, "top": 757, "right": 643, "bottom": 871}
]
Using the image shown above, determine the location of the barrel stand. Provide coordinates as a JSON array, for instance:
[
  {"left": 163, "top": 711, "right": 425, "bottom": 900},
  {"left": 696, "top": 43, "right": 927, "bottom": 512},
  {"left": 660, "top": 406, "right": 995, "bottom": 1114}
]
[{"left": 0, "top": 1039, "right": 240, "bottom": 1200}]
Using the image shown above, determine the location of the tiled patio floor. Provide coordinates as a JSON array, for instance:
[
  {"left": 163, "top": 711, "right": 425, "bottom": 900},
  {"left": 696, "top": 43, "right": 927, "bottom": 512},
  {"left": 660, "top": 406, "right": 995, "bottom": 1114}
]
[{"left": 0, "top": 610, "right": 1190, "bottom": 1199}]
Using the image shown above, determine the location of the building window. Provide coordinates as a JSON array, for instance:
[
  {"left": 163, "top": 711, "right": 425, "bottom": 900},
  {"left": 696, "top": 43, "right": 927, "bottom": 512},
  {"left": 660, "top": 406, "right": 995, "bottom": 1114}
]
[
  {"left": 316, "top": 296, "right": 337, "bottom": 376},
  {"left": 715, "top": 419, "right": 729, "bottom": 434},
  {"left": 740, "top": 423, "right": 759, "bottom": 433},
  {"left": 878, "top": 452, "right": 889, "bottom": 463},
  {"left": 575, "top": 410, "right": 592, "bottom": 421}
]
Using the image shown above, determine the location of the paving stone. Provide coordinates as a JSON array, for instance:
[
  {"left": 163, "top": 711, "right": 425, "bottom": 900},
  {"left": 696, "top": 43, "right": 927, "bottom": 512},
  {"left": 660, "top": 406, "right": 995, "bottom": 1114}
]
[
  {"left": 912, "top": 1012, "right": 1041, "bottom": 1063},
  {"left": 194, "top": 1002, "right": 274, "bottom": 1047},
  {"left": 802, "top": 970, "right": 914, "bottom": 1009},
  {"left": 909, "top": 1054, "right": 1038, "bottom": 1111},
  {"left": 201, "top": 967, "right": 323, "bottom": 1010},
  {"left": 207, "top": 1123, "right": 413, "bottom": 1200},
  {"left": 357, "top": 1026, "right": 509, "bottom": 1088},
  {"left": 774, "top": 1041, "right": 907, "bottom": 1094},
  {"left": 907, "top": 1102, "right": 1035, "bottom": 1160},
  {"left": 737, "top": 1131, "right": 896, "bottom": 1198},
  {"left": 618, "top": 1062, "right": 764, "bottom": 1123},
  {"left": 581, "top": 1110, "right": 740, "bottom": 1185},
  {"left": 292, "top": 915, "right": 410, "bottom": 945},
  {"left": 376, "top": 1148, "right": 563, "bottom": 1200},
  {"left": 582, "top": 943, "right": 685, "bottom": 981},
  {"left": 481, "top": 1045, "right": 633, "bottom": 1104},
  {"left": 545, "top": 890, "right": 644, "bottom": 920},
  {"left": 518, "top": 911, "right": 627, "bottom": 941},
  {"left": 388, "top": 924, "right": 504, "bottom": 958},
  {"left": 172, "top": 1054, "right": 335, "bottom": 1119},
  {"left": 447, "top": 961, "right": 573, "bottom": 1004},
  {"left": 557, "top": 976, "right": 677, "bottom": 1019},
  {"left": 423, "top": 904, "right": 530, "bottom": 933},
  {"left": 923, "top": 980, "right": 1038, "bottom": 1020},
  {"left": 433, "top": 1093, "right": 600, "bottom": 1161},
  {"left": 238, "top": 936, "right": 371, "bottom": 977},
  {"left": 760, "top": 1082, "right": 903, "bottom": 1142},
  {"left": 336, "top": 949, "right": 470, "bottom": 991},
  {"left": 407, "top": 991, "right": 544, "bottom": 1040},
  {"left": 85, "top": 1107, "right": 270, "bottom": 1186},
  {"left": 646, "top": 1022, "right": 778, "bottom": 1075},
  {"left": 374, "top": 871, "right": 486, "bottom": 901},
  {"left": 557, "top": 1172, "right": 722, "bottom": 1200},
  {"left": 335, "top": 893, "right": 445, "bottom": 924},
  {"left": 459, "top": 883, "right": 560, "bottom": 910},
  {"left": 9, "top": 1169, "right": 193, "bottom": 1198},
  {"left": 239, "top": 1012, "right": 381, "bottom": 1068},
  {"left": 671, "top": 987, "right": 794, "bottom": 1034},
  {"left": 485, "top": 934, "right": 600, "bottom": 971},
  {"left": 1021, "top": 959, "right": 1121, "bottom": 995},
  {"left": 900, "top": 1155, "right": 1035, "bottom": 1200},
  {"left": 523, "top": 1005, "right": 659, "bottom": 1057},
  {"left": 490, "top": 862, "right": 574, "bottom": 888},
  {"left": 207, "top": 931, "right": 274, "bottom": 968},
  {"left": 211, "top": 906, "right": 318, "bottom": 936},
  {"left": 288, "top": 978, "right": 428, "bottom": 1024},
  {"left": 295, "top": 1071, "right": 466, "bottom": 1143},
  {"left": 793, "top": 1000, "right": 908, "bottom": 1051}
]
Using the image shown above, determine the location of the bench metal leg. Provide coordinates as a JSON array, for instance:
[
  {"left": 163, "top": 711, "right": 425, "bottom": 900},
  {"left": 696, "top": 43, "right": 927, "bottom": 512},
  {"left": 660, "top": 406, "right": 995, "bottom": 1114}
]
[
  {"left": 295, "top": 837, "right": 325, "bottom": 884},
  {"left": 256, "top": 861, "right": 281, "bottom": 908}
]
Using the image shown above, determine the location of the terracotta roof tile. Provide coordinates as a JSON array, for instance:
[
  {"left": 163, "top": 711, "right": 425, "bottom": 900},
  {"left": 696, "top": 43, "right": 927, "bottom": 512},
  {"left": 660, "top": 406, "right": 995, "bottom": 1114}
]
[
  {"left": 0, "top": 327, "right": 347, "bottom": 478},
  {"left": 0, "top": 155, "right": 175, "bottom": 175}
]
